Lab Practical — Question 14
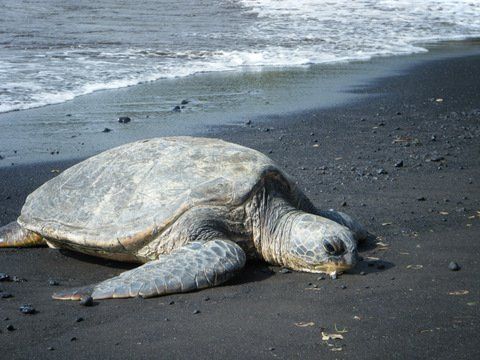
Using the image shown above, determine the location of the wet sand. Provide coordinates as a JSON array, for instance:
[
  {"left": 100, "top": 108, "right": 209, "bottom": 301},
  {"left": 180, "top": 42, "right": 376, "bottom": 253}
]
[{"left": 1, "top": 52, "right": 479, "bottom": 359}]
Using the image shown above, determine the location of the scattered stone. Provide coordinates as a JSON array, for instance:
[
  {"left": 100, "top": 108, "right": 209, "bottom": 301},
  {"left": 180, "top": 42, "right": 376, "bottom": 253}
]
[
  {"left": 79, "top": 296, "right": 93, "bottom": 307},
  {"left": 48, "top": 279, "right": 59, "bottom": 286},
  {"left": 70, "top": 337, "right": 77, "bottom": 342},
  {"left": 0, "top": 155, "right": 4, "bottom": 160},
  {"left": 245, "top": 120, "right": 252, "bottom": 126},
  {"left": 181, "top": 99, "right": 189, "bottom": 105},
  {"left": 118, "top": 116, "right": 131, "bottom": 124},
  {"left": 317, "top": 276, "right": 325, "bottom": 281},
  {"left": 360, "top": 271, "right": 366, "bottom": 276},
  {"left": 0, "top": 273, "right": 10, "bottom": 282},
  {"left": 340, "top": 285, "right": 347, "bottom": 290},
  {"left": 48, "top": 347, "right": 55, "bottom": 351},
  {"left": 268, "top": 347, "right": 275, "bottom": 351},
  {"left": 448, "top": 262, "right": 461, "bottom": 271},
  {"left": 394, "top": 160, "right": 404, "bottom": 168},
  {"left": 279, "top": 268, "right": 291, "bottom": 274},
  {"left": 193, "top": 309, "right": 201, "bottom": 314},
  {"left": 19, "top": 304, "right": 36, "bottom": 314},
  {"left": 102, "top": 128, "right": 112, "bottom": 133},
  {"left": 1, "top": 293, "right": 13, "bottom": 299},
  {"left": 340, "top": 201, "right": 347, "bottom": 207},
  {"left": 376, "top": 168, "right": 388, "bottom": 175},
  {"left": 164, "top": 318, "right": 170, "bottom": 322},
  {"left": 172, "top": 105, "right": 181, "bottom": 112},
  {"left": 417, "top": 197, "right": 426, "bottom": 201},
  {"left": 430, "top": 155, "right": 444, "bottom": 162},
  {"left": 204, "top": 296, "right": 210, "bottom": 301},
  {"left": 6, "top": 324, "right": 15, "bottom": 331},
  {"left": 75, "top": 317, "right": 84, "bottom": 323},
  {"left": 12, "top": 276, "right": 26, "bottom": 282},
  {"left": 168, "top": 300, "right": 175, "bottom": 305}
]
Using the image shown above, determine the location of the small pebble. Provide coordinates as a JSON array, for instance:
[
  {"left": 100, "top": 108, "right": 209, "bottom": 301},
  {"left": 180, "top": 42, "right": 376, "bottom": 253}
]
[
  {"left": 279, "top": 268, "right": 291, "bottom": 274},
  {"left": 75, "top": 317, "right": 84, "bottom": 323},
  {"left": 79, "top": 296, "right": 93, "bottom": 307},
  {"left": 317, "top": 276, "right": 325, "bottom": 281},
  {"left": 181, "top": 99, "right": 189, "bottom": 105},
  {"left": 204, "top": 296, "right": 210, "bottom": 301},
  {"left": 340, "top": 285, "right": 347, "bottom": 290},
  {"left": 102, "top": 128, "right": 112, "bottom": 133},
  {"left": 360, "top": 271, "right": 366, "bottom": 276},
  {"left": 0, "top": 273, "right": 10, "bottom": 282},
  {"left": 394, "top": 160, "right": 404, "bottom": 168},
  {"left": 172, "top": 105, "right": 181, "bottom": 112},
  {"left": 164, "top": 318, "right": 170, "bottom": 322},
  {"left": 268, "top": 347, "right": 275, "bottom": 351},
  {"left": 1, "top": 293, "right": 13, "bottom": 299},
  {"left": 48, "top": 279, "right": 59, "bottom": 286},
  {"left": 70, "top": 337, "right": 77, "bottom": 342},
  {"left": 6, "top": 324, "right": 15, "bottom": 331},
  {"left": 376, "top": 168, "right": 388, "bottom": 175},
  {"left": 19, "top": 304, "right": 36, "bottom": 314},
  {"left": 48, "top": 347, "right": 55, "bottom": 351},
  {"left": 417, "top": 196, "right": 426, "bottom": 201},
  {"left": 448, "top": 262, "right": 461, "bottom": 271},
  {"left": 193, "top": 309, "right": 201, "bottom": 314},
  {"left": 245, "top": 120, "right": 252, "bottom": 126},
  {"left": 168, "top": 300, "right": 175, "bottom": 305},
  {"left": 118, "top": 116, "right": 131, "bottom": 124},
  {"left": 340, "top": 201, "right": 347, "bottom": 207}
]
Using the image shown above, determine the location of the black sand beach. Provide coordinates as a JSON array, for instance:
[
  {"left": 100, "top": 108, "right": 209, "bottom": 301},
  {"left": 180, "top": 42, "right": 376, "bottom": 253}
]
[{"left": 1, "top": 51, "right": 479, "bottom": 359}]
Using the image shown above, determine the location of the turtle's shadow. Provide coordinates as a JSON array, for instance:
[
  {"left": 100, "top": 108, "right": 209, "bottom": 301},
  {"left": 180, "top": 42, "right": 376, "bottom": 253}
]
[
  {"left": 58, "top": 249, "right": 137, "bottom": 270},
  {"left": 350, "top": 232, "right": 396, "bottom": 275},
  {"left": 227, "top": 260, "right": 276, "bottom": 286}
]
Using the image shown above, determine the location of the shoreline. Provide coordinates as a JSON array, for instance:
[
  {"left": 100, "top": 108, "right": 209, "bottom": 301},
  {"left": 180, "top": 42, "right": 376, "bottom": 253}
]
[
  {"left": 1, "top": 47, "right": 480, "bottom": 358},
  {"left": 1, "top": 39, "right": 480, "bottom": 167}
]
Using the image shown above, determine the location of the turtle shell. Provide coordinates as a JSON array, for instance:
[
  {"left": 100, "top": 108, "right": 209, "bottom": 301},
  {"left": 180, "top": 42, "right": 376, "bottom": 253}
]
[{"left": 18, "top": 137, "right": 296, "bottom": 250}]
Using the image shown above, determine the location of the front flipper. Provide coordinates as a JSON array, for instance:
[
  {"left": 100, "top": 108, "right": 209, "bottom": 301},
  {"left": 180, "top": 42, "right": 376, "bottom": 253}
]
[
  {"left": 52, "top": 239, "right": 246, "bottom": 300},
  {"left": 316, "top": 210, "right": 368, "bottom": 243},
  {"left": 0, "top": 221, "right": 45, "bottom": 248}
]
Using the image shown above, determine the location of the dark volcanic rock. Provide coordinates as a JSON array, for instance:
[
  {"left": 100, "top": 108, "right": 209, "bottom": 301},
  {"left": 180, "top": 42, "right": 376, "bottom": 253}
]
[
  {"left": 102, "top": 128, "right": 112, "bottom": 133},
  {"left": 0, "top": 273, "right": 10, "bottom": 282},
  {"left": 19, "top": 304, "right": 36, "bottom": 314},
  {"left": 394, "top": 160, "right": 404, "bottom": 168},
  {"left": 172, "top": 105, "right": 181, "bottom": 112},
  {"left": 118, "top": 116, "right": 131, "bottom": 124},
  {"left": 79, "top": 296, "right": 94, "bottom": 307},
  {"left": 448, "top": 262, "right": 461, "bottom": 271}
]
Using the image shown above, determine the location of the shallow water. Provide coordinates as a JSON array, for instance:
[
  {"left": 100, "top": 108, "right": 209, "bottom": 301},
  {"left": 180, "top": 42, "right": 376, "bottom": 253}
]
[{"left": 1, "top": 0, "right": 479, "bottom": 113}]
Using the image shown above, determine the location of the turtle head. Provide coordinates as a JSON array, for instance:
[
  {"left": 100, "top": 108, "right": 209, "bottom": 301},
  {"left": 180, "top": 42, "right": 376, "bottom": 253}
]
[{"left": 283, "top": 213, "right": 358, "bottom": 274}]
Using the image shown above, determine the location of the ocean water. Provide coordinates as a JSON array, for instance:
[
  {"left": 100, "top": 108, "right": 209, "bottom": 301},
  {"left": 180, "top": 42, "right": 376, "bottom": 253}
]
[{"left": 1, "top": 0, "right": 479, "bottom": 114}]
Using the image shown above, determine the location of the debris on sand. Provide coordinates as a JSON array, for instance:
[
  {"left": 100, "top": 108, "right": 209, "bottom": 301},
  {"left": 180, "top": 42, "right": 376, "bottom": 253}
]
[
  {"left": 294, "top": 322, "right": 315, "bottom": 327},
  {"left": 448, "top": 290, "right": 469, "bottom": 296},
  {"left": 406, "top": 264, "right": 423, "bottom": 270},
  {"left": 321, "top": 332, "right": 344, "bottom": 341}
]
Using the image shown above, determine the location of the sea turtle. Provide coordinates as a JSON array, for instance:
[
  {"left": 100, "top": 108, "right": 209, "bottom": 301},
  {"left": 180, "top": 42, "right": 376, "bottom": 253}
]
[{"left": 0, "top": 137, "right": 367, "bottom": 301}]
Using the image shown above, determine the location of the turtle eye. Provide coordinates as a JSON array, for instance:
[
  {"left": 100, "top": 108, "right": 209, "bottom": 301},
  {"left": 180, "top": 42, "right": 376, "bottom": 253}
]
[{"left": 323, "top": 241, "right": 336, "bottom": 255}]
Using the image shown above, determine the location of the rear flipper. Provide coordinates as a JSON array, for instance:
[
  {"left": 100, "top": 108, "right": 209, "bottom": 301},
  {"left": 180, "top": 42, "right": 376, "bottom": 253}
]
[
  {"left": 0, "top": 221, "right": 45, "bottom": 248},
  {"left": 316, "top": 210, "right": 368, "bottom": 243},
  {"left": 53, "top": 239, "right": 246, "bottom": 300}
]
